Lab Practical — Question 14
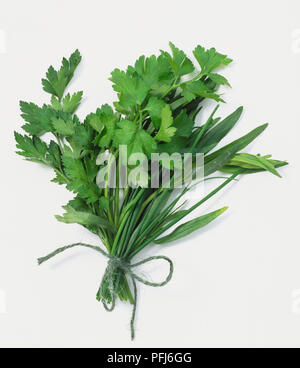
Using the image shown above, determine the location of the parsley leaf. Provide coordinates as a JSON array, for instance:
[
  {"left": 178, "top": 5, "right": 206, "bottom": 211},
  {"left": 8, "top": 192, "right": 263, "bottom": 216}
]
[
  {"left": 42, "top": 49, "right": 82, "bottom": 100},
  {"left": 207, "top": 73, "right": 231, "bottom": 87},
  {"left": 47, "top": 140, "right": 62, "bottom": 169},
  {"left": 87, "top": 104, "right": 118, "bottom": 148},
  {"left": 173, "top": 110, "right": 194, "bottom": 137},
  {"left": 62, "top": 149, "right": 100, "bottom": 203},
  {"left": 15, "top": 132, "right": 49, "bottom": 165},
  {"left": 145, "top": 96, "right": 165, "bottom": 129},
  {"left": 181, "top": 80, "right": 224, "bottom": 103},
  {"left": 51, "top": 170, "right": 69, "bottom": 185},
  {"left": 155, "top": 105, "right": 176, "bottom": 143},
  {"left": 52, "top": 116, "right": 76, "bottom": 136},
  {"left": 51, "top": 96, "right": 63, "bottom": 111},
  {"left": 72, "top": 122, "right": 94, "bottom": 148},
  {"left": 162, "top": 42, "right": 195, "bottom": 78},
  {"left": 110, "top": 69, "right": 148, "bottom": 108},
  {"left": 133, "top": 54, "right": 173, "bottom": 97},
  {"left": 97, "top": 105, "right": 118, "bottom": 148},
  {"left": 62, "top": 91, "right": 83, "bottom": 114},
  {"left": 20, "top": 101, "right": 55, "bottom": 136},
  {"left": 88, "top": 114, "right": 105, "bottom": 134},
  {"left": 56, "top": 205, "right": 115, "bottom": 232},
  {"left": 193, "top": 45, "right": 232, "bottom": 75},
  {"left": 114, "top": 120, "right": 157, "bottom": 158}
]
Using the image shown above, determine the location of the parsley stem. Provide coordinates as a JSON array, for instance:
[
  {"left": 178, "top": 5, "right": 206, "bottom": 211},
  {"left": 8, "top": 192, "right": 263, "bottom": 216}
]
[
  {"left": 162, "top": 71, "right": 205, "bottom": 99},
  {"left": 53, "top": 133, "right": 64, "bottom": 153}
]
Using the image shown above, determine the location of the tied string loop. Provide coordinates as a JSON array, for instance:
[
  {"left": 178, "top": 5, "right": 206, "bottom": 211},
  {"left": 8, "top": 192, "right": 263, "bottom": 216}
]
[{"left": 38, "top": 243, "right": 174, "bottom": 340}]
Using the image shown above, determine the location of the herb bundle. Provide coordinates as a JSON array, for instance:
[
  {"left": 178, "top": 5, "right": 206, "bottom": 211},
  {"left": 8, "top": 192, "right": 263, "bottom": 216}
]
[{"left": 15, "top": 43, "right": 287, "bottom": 339}]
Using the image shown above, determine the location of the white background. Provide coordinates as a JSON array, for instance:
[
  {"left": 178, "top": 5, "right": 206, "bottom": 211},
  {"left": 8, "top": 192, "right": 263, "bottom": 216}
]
[{"left": 0, "top": 0, "right": 299, "bottom": 348}]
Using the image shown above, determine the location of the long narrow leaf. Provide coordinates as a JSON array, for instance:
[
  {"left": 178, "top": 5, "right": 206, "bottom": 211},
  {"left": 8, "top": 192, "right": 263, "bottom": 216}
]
[
  {"left": 222, "top": 153, "right": 282, "bottom": 177},
  {"left": 220, "top": 158, "right": 288, "bottom": 174},
  {"left": 155, "top": 207, "right": 228, "bottom": 244},
  {"left": 197, "top": 106, "right": 243, "bottom": 153},
  {"left": 204, "top": 123, "right": 268, "bottom": 176}
]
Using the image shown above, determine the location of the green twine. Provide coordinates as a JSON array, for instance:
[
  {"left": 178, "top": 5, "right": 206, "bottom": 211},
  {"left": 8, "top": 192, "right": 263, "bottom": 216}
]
[{"left": 38, "top": 243, "right": 174, "bottom": 340}]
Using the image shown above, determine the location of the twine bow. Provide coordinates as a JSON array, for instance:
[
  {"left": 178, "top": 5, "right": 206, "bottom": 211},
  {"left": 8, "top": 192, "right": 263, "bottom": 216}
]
[{"left": 38, "top": 243, "right": 174, "bottom": 340}]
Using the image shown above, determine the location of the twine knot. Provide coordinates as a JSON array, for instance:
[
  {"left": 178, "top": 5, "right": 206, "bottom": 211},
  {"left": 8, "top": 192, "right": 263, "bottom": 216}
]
[{"left": 38, "top": 243, "right": 174, "bottom": 340}]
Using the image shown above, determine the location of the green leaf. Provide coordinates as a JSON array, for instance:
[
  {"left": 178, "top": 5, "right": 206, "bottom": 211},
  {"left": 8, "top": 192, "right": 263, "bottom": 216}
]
[
  {"left": 88, "top": 114, "right": 105, "bottom": 134},
  {"left": 161, "top": 210, "right": 189, "bottom": 226},
  {"left": 157, "top": 136, "right": 187, "bottom": 155},
  {"left": 46, "top": 140, "right": 61, "bottom": 169},
  {"left": 134, "top": 130, "right": 158, "bottom": 157},
  {"left": 99, "top": 196, "right": 110, "bottom": 211},
  {"left": 51, "top": 96, "right": 62, "bottom": 111},
  {"left": 62, "top": 150, "right": 100, "bottom": 203},
  {"left": 173, "top": 109, "right": 194, "bottom": 137},
  {"left": 52, "top": 116, "right": 75, "bottom": 136},
  {"left": 76, "top": 183, "right": 101, "bottom": 204},
  {"left": 62, "top": 91, "right": 83, "bottom": 114},
  {"left": 197, "top": 106, "right": 243, "bottom": 153},
  {"left": 193, "top": 45, "right": 232, "bottom": 75},
  {"left": 15, "top": 132, "right": 48, "bottom": 165},
  {"left": 110, "top": 68, "right": 148, "bottom": 108},
  {"left": 204, "top": 123, "right": 268, "bottom": 176},
  {"left": 62, "top": 150, "right": 86, "bottom": 181},
  {"left": 52, "top": 169, "right": 68, "bottom": 185},
  {"left": 20, "top": 101, "right": 55, "bottom": 136},
  {"left": 220, "top": 159, "right": 288, "bottom": 174},
  {"left": 84, "top": 156, "right": 99, "bottom": 182},
  {"left": 67, "top": 196, "right": 90, "bottom": 212},
  {"left": 133, "top": 54, "right": 173, "bottom": 96},
  {"left": 162, "top": 42, "right": 195, "bottom": 78},
  {"left": 155, "top": 207, "right": 228, "bottom": 244},
  {"left": 145, "top": 96, "right": 165, "bottom": 129},
  {"left": 73, "top": 123, "right": 94, "bottom": 148},
  {"left": 86, "top": 104, "right": 118, "bottom": 148},
  {"left": 207, "top": 73, "right": 231, "bottom": 87},
  {"left": 248, "top": 155, "right": 283, "bottom": 178},
  {"left": 186, "top": 105, "right": 220, "bottom": 152},
  {"left": 97, "top": 104, "right": 118, "bottom": 147},
  {"left": 56, "top": 205, "right": 115, "bottom": 232},
  {"left": 222, "top": 153, "right": 283, "bottom": 177},
  {"left": 173, "top": 96, "right": 203, "bottom": 117},
  {"left": 42, "top": 49, "right": 82, "bottom": 100},
  {"left": 155, "top": 105, "right": 176, "bottom": 143},
  {"left": 114, "top": 120, "right": 157, "bottom": 158},
  {"left": 181, "top": 80, "right": 224, "bottom": 103}
]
